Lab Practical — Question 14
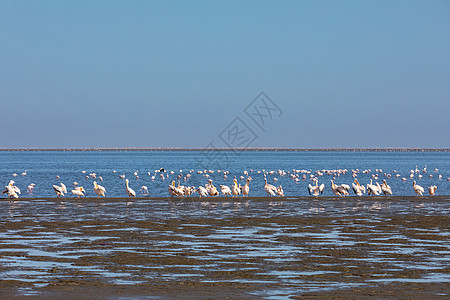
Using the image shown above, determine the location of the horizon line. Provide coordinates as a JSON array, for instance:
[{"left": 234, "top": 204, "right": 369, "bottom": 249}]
[{"left": 0, "top": 147, "right": 448, "bottom": 152}]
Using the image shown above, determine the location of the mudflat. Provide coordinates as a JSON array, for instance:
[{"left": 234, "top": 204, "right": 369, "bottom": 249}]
[{"left": 0, "top": 196, "right": 449, "bottom": 299}]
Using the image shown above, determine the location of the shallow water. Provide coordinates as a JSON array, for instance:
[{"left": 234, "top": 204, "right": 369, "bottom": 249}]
[
  {"left": 1, "top": 151, "right": 449, "bottom": 198},
  {"left": 0, "top": 197, "right": 449, "bottom": 298}
]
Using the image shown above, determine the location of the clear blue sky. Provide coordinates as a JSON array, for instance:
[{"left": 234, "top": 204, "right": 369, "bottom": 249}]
[{"left": 1, "top": 0, "right": 449, "bottom": 148}]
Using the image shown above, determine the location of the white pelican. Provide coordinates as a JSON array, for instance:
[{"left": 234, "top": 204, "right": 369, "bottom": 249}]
[
  {"left": 413, "top": 181, "right": 424, "bottom": 196},
  {"left": 231, "top": 179, "right": 241, "bottom": 197},
  {"left": 428, "top": 185, "right": 437, "bottom": 196},
  {"left": 140, "top": 186, "right": 149, "bottom": 196},
  {"left": 308, "top": 180, "right": 325, "bottom": 196},
  {"left": 197, "top": 186, "right": 208, "bottom": 197},
  {"left": 242, "top": 177, "right": 252, "bottom": 197},
  {"left": 381, "top": 180, "right": 392, "bottom": 196},
  {"left": 367, "top": 180, "right": 380, "bottom": 196},
  {"left": 351, "top": 179, "right": 365, "bottom": 196},
  {"left": 206, "top": 180, "right": 219, "bottom": 197},
  {"left": 183, "top": 186, "right": 195, "bottom": 197},
  {"left": 341, "top": 184, "right": 351, "bottom": 192},
  {"left": 71, "top": 186, "right": 85, "bottom": 198},
  {"left": 182, "top": 185, "right": 190, "bottom": 196},
  {"left": 168, "top": 181, "right": 177, "bottom": 197},
  {"left": 276, "top": 185, "right": 284, "bottom": 196},
  {"left": 27, "top": 183, "right": 35, "bottom": 194},
  {"left": 3, "top": 180, "right": 20, "bottom": 198},
  {"left": 168, "top": 181, "right": 183, "bottom": 197},
  {"left": 3, "top": 186, "right": 18, "bottom": 198},
  {"left": 220, "top": 185, "right": 232, "bottom": 197},
  {"left": 264, "top": 176, "right": 277, "bottom": 196},
  {"left": 125, "top": 179, "right": 136, "bottom": 197},
  {"left": 331, "top": 180, "right": 349, "bottom": 197},
  {"left": 177, "top": 181, "right": 186, "bottom": 196},
  {"left": 93, "top": 181, "right": 106, "bottom": 197},
  {"left": 53, "top": 183, "right": 67, "bottom": 197}
]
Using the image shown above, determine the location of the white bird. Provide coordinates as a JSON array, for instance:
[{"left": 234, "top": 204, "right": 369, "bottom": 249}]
[
  {"left": 125, "top": 179, "right": 136, "bottom": 197},
  {"left": 428, "top": 185, "right": 437, "bottom": 196},
  {"left": 206, "top": 180, "right": 219, "bottom": 197},
  {"left": 53, "top": 183, "right": 67, "bottom": 197},
  {"left": 176, "top": 181, "right": 186, "bottom": 197},
  {"left": 183, "top": 186, "right": 195, "bottom": 197},
  {"left": 3, "top": 186, "right": 18, "bottom": 198},
  {"left": 381, "top": 180, "right": 392, "bottom": 196},
  {"left": 168, "top": 181, "right": 184, "bottom": 197},
  {"left": 367, "top": 180, "right": 380, "bottom": 196},
  {"left": 308, "top": 180, "right": 325, "bottom": 196},
  {"left": 168, "top": 181, "right": 177, "bottom": 197},
  {"left": 140, "top": 186, "right": 149, "bottom": 196},
  {"left": 331, "top": 180, "right": 349, "bottom": 197},
  {"left": 93, "top": 181, "right": 106, "bottom": 197},
  {"left": 3, "top": 180, "right": 20, "bottom": 198},
  {"left": 264, "top": 176, "right": 277, "bottom": 196},
  {"left": 351, "top": 179, "right": 365, "bottom": 196},
  {"left": 276, "top": 185, "right": 284, "bottom": 196},
  {"left": 231, "top": 179, "right": 241, "bottom": 197},
  {"left": 413, "top": 181, "right": 424, "bottom": 196},
  {"left": 340, "top": 184, "right": 351, "bottom": 192},
  {"left": 197, "top": 186, "right": 209, "bottom": 197},
  {"left": 27, "top": 183, "right": 36, "bottom": 194},
  {"left": 220, "top": 185, "right": 232, "bottom": 196},
  {"left": 242, "top": 177, "right": 252, "bottom": 197},
  {"left": 71, "top": 186, "right": 85, "bottom": 198}
]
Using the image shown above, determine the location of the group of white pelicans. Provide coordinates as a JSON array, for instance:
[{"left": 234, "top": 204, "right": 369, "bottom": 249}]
[
  {"left": 167, "top": 177, "right": 437, "bottom": 198},
  {"left": 2, "top": 171, "right": 439, "bottom": 199}
]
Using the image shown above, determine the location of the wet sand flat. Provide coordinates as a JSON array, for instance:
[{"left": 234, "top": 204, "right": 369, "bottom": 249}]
[{"left": 0, "top": 196, "right": 449, "bottom": 299}]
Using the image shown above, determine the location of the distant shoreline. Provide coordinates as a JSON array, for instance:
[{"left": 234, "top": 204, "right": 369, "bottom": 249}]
[
  {"left": 0, "top": 148, "right": 448, "bottom": 152},
  {"left": 1, "top": 195, "right": 449, "bottom": 201}
]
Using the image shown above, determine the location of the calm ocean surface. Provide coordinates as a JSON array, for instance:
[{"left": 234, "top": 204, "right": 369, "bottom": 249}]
[{"left": 1, "top": 151, "right": 449, "bottom": 197}]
